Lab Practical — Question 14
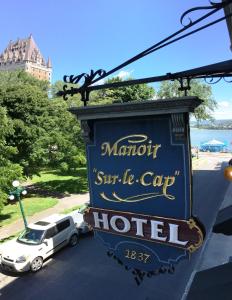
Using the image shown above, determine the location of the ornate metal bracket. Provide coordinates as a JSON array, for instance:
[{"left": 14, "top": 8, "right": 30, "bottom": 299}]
[
  {"left": 59, "top": 69, "right": 106, "bottom": 105},
  {"left": 180, "top": 1, "right": 229, "bottom": 27},
  {"left": 204, "top": 73, "right": 232, "bottom": 85},
  {"left": 178, "top": 78, "right": 192, "bottom": 96},
  {"left": 59, "top": 0, "right": 232, "bottom": 105},
  {"left": 64, "top": 69, "right": 106, "bottom": 87}
]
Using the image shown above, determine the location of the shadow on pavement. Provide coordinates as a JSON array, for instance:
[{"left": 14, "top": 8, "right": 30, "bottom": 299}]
[
  {"left": 0, "top": 165, "right": 230, "bottom": 300},
  {"left": 187, "top": 262, "right": 232, "bottom": 300}
]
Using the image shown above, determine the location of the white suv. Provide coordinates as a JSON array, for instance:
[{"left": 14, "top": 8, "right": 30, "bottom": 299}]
[{"left": 0, "top": 214, "right": 79, "bottom": 272}]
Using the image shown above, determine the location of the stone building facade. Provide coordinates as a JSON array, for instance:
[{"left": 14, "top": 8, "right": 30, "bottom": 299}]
[{"left": 0, "top": 35, "right": 52, "bottom": 81}]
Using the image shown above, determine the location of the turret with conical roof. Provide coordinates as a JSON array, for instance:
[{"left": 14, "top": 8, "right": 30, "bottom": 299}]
[{"left": 47, "top": 57, "right": 52, "bottom": 68}]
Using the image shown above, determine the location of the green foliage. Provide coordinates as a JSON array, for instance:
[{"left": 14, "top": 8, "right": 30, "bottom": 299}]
[
  {"left": 0, "top": 163, "right": 23, "bottom": 204},
  {"left": 0, "top": 70, "right": 49, "bottom": 91},
  {"left": 157, "top": 80, "right": 217, "bottom": 121},
  {"left": 51, "top": 80, "right": 82, "bottom": 107},
  {"left": 90, "top": 76, "right": 155, "bottom": 105},
  {"left": 0, "top": 71, "right": 85, "bottom": 178},
  {"left": 0, "top": 106, "right": 23, "bottom": 213},
  {"left": 0, "top": 232, "right": 20, "bottom": 244},
  {"left": 53, "top": 77, "right": 155, "bottom": 106},
  {"left": 31, "top": 98, "right": 85, "bottom": 172},
  {"left": 61, "top": 205, "right": 83, "bottom": 214}
]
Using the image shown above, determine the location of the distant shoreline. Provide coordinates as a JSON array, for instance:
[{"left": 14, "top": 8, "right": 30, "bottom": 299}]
[{"left": 191, "top": 127, "right": 232, "bottom": 130}]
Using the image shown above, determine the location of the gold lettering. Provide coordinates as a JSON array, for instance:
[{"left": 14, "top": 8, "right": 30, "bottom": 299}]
[
  {"left": 151, "top": 144, "right": 161, "bottom": 159},
  {"left": 95, "top": 171, "right": 104, "bottom": 185},
  {"left": 153, "top": 175, "right": 163, "bottom": 187},
  {"left": 103, "top": 174, "right": 112, "bottom": 184},
  {"left": 111, "top": 175, "right": 119, "bottom": 184},
  {"left": 101, "top": 142, "right": 117, "bottom": 156},
  {"left": 118, "top": 146, "right": 128, "bottom": 156},
  {"left": 162, "top": 176, "right": 175, "bottom": 200},
  {"left": 146, "top": 141, "right": 161, "bottom": 158},
  {"left": 100, "top": 135, "right": 161, "bottom": 159},
  {"left": 140, "top": 172, "right": 153, "bottom": 186},
  {"left": 94, "top": 171, "right": 119, "bottom": 185},
  {"left": 122, "top": 169, "right": 134, "bottom": 185},
  {"left": 137, "top": 145, "right": 147, "bottom": 156},
  {"left": 127, "top": 145, "right": 137, "bottom": 156},
  {"left": 124, "top": 249, "right": 151, "bottom": 264}
]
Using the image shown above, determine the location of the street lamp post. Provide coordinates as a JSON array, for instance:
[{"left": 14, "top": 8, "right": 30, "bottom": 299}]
[{"left": 9, "top": 180, "right": 28, "bottom": 229}]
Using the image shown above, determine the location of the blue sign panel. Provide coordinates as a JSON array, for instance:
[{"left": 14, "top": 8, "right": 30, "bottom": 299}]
[{"left": 85, "top": 114, "right": 203, "bottom": 272}]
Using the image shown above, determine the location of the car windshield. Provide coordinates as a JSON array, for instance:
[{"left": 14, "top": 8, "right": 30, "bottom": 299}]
[{"left": 17, "top": 227, "right": 45, "bottom": 245}]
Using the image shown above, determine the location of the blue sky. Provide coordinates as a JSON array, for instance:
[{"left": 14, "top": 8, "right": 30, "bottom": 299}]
[{"left": 1, "top": 0, "right": 232, "bottom": 119}]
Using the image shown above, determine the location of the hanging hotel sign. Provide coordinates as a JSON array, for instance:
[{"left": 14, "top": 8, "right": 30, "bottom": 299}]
[{"left": 71, "top": 97, "right": 205, "bottom": 274}]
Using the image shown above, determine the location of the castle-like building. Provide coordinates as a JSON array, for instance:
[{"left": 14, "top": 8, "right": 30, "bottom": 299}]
[{"left": 0, "top": 35, "right": 52, "bottom": 81}]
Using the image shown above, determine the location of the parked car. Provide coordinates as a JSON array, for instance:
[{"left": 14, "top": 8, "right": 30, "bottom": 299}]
[
  {"left": 0, "top": 214, "right": 79, "bottom": 273},
  {"left": 68, "top": 204, "right": 92, "bottom": 234}
]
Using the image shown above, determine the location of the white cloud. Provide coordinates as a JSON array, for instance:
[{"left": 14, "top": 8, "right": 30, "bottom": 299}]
[
  {"left": 91, "top": 70, "right": 133, "bottom": 85},
  {"left": 117, "top": 70, "right": 134, "bottom": 80},
  {"left": 218, "top": 101, "right": 230, "bottom": 108},
  {"left": 213, "top": 100, "right": 232, "bottom": 120}
]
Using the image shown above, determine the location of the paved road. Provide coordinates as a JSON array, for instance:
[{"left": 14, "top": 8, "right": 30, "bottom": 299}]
[{"left": 0, "top": 154, "right": 230, "bottom": 300}]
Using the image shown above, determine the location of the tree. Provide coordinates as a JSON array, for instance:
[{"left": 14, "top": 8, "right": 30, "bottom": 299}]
[
  {"left": 51, "top": 80, "right": 82, "bottom": 107},
  {"left": 91, "top": 76, "right": 155, "bottom": 105},
  {"left": 0, "top": 70, "right": 49, "bottom": 91},
  {"left": 31, "top": 99, "right": 85, "bottom": 173},
  {"left": 0, "top": 106, "right": 23, "bottom": 213},
  {"left": 0, "top": 71, "right": 84, "bottom": 177},
  {"left": 0, "top": 81, "right": 50, "bottom": 176},
  {"left": 157, "top": 80, "right": 217, "bottom": 122}
]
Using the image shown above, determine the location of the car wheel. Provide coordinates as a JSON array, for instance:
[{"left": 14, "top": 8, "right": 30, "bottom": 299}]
[
  {"left": 30, "top": 257, "right": 43, "bottom": 272},
  {"left": 69, "top": 234, "right": 78, "bottom": 246}
]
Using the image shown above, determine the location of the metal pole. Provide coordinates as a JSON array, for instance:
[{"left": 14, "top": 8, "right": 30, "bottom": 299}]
[{"left": 16, "top": 190, "right": 28, "bottom": 229}]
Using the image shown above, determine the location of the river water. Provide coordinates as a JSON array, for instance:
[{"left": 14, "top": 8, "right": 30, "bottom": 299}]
[{"left": 190, "top": 128, "right": 232, "bottom": 151}]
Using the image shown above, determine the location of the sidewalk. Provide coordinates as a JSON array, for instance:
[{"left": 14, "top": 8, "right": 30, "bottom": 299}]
[
  {"left": 0, "top": 193, "right": 89, "bottom": 241},
  {"left": 197, "top": 181, "right": 232, "bottom": 271}
]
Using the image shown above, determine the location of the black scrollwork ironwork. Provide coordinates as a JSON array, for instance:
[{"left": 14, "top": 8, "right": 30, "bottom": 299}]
[
  {"left": 223, "top": 76, "right": 232, "bottom": 83},
  {"left": 61, "top": 69, "right": 106, "bottom": 104},
  {"left": 204, "top": 76, "right": 222, "bottom": 85},
  {"left": 59, "top": 0, "right": 232, "bottom": 105},
  {"left": 64, "top": 69, "right": 106, "bottom": 87},
  {"left": 180, "top": 0, "right": 228, "bottom": 27},
  {"left": 204, "top": 73, "right": 232, "bottom": 85},
  {"left": 106, "top": 250, "right": 175, "bottom": 286},
  {"left": 178, "top": 77, "right": 192, "bottom": 96}
]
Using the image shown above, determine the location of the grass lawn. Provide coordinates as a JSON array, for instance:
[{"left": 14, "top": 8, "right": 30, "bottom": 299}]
[
  {"left": 0, "top": 167, "right": 88, "bottom": 230},
  {"left": 61, "top": 205, "right": 83, "bottom": 214},
  {"left": 0, "top": 196, "right": 58, "bottom": 227},
  {"left": 0, "top": 231, "right": 21, "bottom": 244},
  {"left": 29, "top": 168, "right": 88, "bottom": 195}
]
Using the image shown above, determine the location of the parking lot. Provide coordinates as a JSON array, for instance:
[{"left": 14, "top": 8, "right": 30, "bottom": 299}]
[{"left": 0, "top": 231, "right": 202, "bottom": 300}]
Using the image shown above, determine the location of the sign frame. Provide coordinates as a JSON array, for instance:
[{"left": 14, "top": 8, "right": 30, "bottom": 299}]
[{"left": 71, "top": 97, "right": 205, "bottom": 274}]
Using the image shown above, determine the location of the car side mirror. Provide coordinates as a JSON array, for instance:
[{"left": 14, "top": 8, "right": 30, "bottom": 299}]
[{"left": 43, "top": 239, "right": 48, "bottom": 246}]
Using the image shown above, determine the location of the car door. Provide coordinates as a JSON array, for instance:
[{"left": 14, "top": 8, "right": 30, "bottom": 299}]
[
  {"left": 55, "top": 219, "right": 71, "bottom": 250},
  {"left": 43, "top": 226, "right": 58, "bottom": 258}
]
